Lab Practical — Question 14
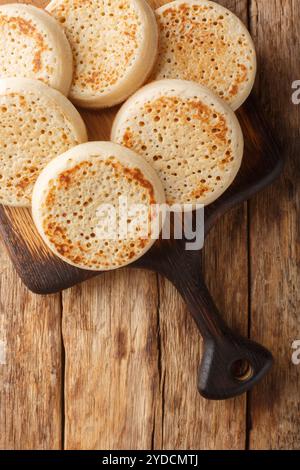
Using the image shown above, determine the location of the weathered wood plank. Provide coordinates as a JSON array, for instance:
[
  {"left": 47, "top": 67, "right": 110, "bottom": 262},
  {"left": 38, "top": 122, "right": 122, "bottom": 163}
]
[
  {"left": 248, "top": 0, "right": 300, "bottom": 450},
  {"left": 0, "top": 239, "right": 62, "bottom": 449},
  {"left": 151, "top": 0, "right": 249, "bottom": 450},
  {"left": 0, "top": 0, "right": 62, "bottom": 451},
  {"left": 62, "top": 270, "right": 160, "bottom": 450}
]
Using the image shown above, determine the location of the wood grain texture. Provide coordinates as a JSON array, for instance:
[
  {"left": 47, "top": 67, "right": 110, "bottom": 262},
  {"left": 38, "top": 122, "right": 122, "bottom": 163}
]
[
  {"left": 152, "top": 0, "right": 248, "bottom": 449},
  {"left": 0, "top": 241, "right": 62, "bottom": 449},
  {"left": 154, "top": 275, "right": 247, "bottom": 449},
  {"left": 62, "top": 270, "right": 160, "bottom": 450},
  {"left": 0, "top": 0, "right": 62, "bottom": 450},
  {"left": 248, "top": 0, "right": 300, "bottom": 450}
]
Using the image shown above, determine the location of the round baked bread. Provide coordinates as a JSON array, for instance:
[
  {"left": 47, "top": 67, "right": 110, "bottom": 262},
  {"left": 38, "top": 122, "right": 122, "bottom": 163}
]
[
  {"left": 32, "top": 142, "right": 165, "bottom": 271},
  {"left": 46, "top": 0, "right": 158, "bottom": 108},
  {"left": 0, "top": 78, "right": 87, "bottom": 207},
  {"left": 111, "top": 79, "right": 244, "bottom": 208},
  {"left": 152, "top": 0, "right": 256, "bottom": 110},
  {"left": 0, "top": 3, "right": 73, "bottom": 95}
]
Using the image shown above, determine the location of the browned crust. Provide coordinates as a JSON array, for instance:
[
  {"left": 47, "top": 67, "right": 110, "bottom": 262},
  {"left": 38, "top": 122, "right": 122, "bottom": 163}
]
[
  {"left": 122, "top": 96, "right": 230, "bottom": 150},
  {"left": 41, "top": 157, "right": 156, "bottom": 267},
  {"left": 155, "top": 2, "right": 251, "bottom": 100},
  {"left": 229, "top": 64, "right": 248, "bottom": 97},
  {"left": 110, "top": 159, "right": 156, "bottom": 205},
  {"left": 0, "top": 14, "right": 48, "bottom": 73},
  {"left": 50, "top": 0, "right": 140, "bottom": 92},
  {"left": 119, "top": 94, "right": 233, "bottom": 202}
]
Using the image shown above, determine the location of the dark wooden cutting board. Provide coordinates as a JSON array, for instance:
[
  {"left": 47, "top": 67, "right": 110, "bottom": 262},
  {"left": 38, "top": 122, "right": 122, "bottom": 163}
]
[{"left": 0, "top": 96, "right": 283, "bottom": 401}]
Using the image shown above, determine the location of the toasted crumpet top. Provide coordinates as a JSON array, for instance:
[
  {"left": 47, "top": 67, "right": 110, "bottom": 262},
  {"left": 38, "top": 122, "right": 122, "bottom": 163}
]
[
  {"left": 0, "top": 3, "right": 73, "bottom": 95},
  {"left": 32, "top": 142, "right": 165, "bottom": 271},
  {"left": 46, "top": 0, "right": 158, "bottom": 108},
  {"left": 152, "top": 0, "right": 256, "bottom": 110},
  {"left": 0, "top": 78, "right": 87, "bottom": 207},
  {"left": 111, "top": 79, "right": 244, "bottom": 209}
]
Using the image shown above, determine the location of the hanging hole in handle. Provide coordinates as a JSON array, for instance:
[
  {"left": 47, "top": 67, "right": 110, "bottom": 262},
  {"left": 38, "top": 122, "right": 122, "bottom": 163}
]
[{"left": 230, "top": 359, "right": 254, "bottom": 382}]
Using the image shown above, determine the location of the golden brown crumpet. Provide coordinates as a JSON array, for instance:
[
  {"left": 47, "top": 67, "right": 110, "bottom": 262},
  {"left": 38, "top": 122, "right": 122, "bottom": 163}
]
[
  {"left": 0, "top": 78, "right": 87, "bottom": 207},
  {"left": 152, "top": 0, "right": 256, "bottom": 110},
  {"left": 46, "top": 0, "right": 159, "bottom": 108},
  {"left": 32, "top": 142, "right": 165, "bottom": 271},
  {"left": 111, "top": 79, "right": 244, "bottom": 209},
  {"left": 0, "top": 3, "right": 73, "bottom": 95}
]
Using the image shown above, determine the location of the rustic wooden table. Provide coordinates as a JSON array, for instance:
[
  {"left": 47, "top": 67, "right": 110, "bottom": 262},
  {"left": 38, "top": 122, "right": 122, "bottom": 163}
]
[{"left": 0, "top": 0, "right": 299, "bottom": 450}]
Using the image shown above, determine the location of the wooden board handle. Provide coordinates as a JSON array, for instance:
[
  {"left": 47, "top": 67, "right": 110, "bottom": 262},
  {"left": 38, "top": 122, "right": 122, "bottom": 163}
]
[{"left": 162, "top": 252, "right": 273, "bottom": 400}]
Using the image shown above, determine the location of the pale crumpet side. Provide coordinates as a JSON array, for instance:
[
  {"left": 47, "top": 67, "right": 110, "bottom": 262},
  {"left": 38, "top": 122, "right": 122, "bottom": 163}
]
[
  {"left": 0, "top": 3, "right": 73, "bottom": 95},
  {"left": 0, "top": 78, "right": 87, "bottom": 207},
  {"left": 32, "top": 142, "right": 165, "bottom": 271},
  {"left": 111, "top": 79, "right": 244, "bottom": 209},
  {"left": 152, "top": 0, "right": 256, "bottom": 110},
  {"left": 46, "top": 0, "right": 159, "bottom": 108}
]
